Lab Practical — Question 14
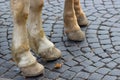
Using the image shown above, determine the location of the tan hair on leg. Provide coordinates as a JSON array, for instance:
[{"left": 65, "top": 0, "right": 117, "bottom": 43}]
[
  {"left": 11, "top": 0, "right": 44, "bottom": 77},
  {"left": 74, "top": 0, "right": 89, "bottom": 26},
  {"left": 28, "top": 0, "right": 61, "bottom": 61},
  {"left": 64, "top": 0, "right": 85, "bottom": 41}
]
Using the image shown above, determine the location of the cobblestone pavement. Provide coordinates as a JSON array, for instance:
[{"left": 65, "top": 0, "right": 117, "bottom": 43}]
[{"left": 1, "top": 0, "right": 120, "bottom": 80}]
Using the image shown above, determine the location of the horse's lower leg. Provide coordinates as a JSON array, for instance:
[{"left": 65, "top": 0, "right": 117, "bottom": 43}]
[
  {"left": 11, "top": 0, "right": 44, "bottom": 77},
  {"left": 28, "top": 0, "right": 61, "bottom": 61},
  {"left": 64, "top": 0, "right": 85, "bottom": 41},
  {"left": 74, "top": 0, "right": 88, "bottom": 26}
]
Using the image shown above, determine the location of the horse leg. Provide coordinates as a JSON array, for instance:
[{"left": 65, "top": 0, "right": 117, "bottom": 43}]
[
  {"left": 27, "top": 0, "right": 61, "bottom": 61},
  {"left": 64, "top": 0, "right": 85, "bottom": 41},
  {"left": 74, "top": 0, "right": 88, "bottom": 26},
  {"left": 11, "top": 0, "right": 44, "bottom": 77}
]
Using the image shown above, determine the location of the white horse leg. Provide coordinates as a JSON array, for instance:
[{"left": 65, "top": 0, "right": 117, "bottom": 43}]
[
  {"left": 64, "top": 0, "right": 85, "bottom": 41},
  {"left": 27, "top": 0, "right": 61, "bottom": 61},
  {"left": 11, "top": 0, "right": 44, "bottom": 77}
]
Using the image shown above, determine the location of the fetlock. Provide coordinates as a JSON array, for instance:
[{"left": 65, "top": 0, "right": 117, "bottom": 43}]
[
  {"left": 37, "top": 37, "right": 62, "bottom": 61},
  {"left": 38, "top": 46, "right": 61, "bottom": 61},
  {"left": 29, "top": 36, "right": 62, "bottom": 61}
]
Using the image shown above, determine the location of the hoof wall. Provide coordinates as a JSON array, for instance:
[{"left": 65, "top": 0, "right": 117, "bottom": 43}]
[
  {"left": 21, "top": 62, "right": 44, "bottom": 77},
  {"left": 38, "top": 47, "right": 62, "bottom": 61},
  {"left": 67, "top": 30, "right": 85, "bottom": 41}
]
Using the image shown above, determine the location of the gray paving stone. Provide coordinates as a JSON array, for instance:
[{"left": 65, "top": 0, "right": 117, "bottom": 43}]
[
  {"left": 1, "top": 61, "right": 14, "bottom": 69},
  {"left": 105, "top": 49, "right": 117, "bottom": 54},
  {"left": 0, "top": 78, "right": 12, "bottom": 80},
  {"left": 0, "top": 58, "right": 6, "bottom": 65},
  {"left": 111, "top": 54, "right": 120, "bottom": 59},
  {"left": 0, "top": 37, "right": 7, "bottom": 42},
  {"left": 56, "top": 78, "right": 66, "bottom": 80},
  {"left": 93, "top": 61, "right": 105, "bottom": 68},
  {"left": 56, "top": 46, "right": 67, "bottom": 51},
  {"left": 88, "top": 73, "right": 104, "bottom": 80},
  {"left": 96, "top": 68, "right": 111, "bottom": 75},
  {"left": 0, "top": 42, "right": 8, "bottom": 46},
  {"left": 102, "top": 75, "right": 117, "bottom": 80},
  {"left": 64, "top": 40, "right": 76, "bottom": 47},
  {"left": 0, "top": 0, "right": 5, "bottom": 2},
  {"left": 109, "top": 69, "right": 120, "bottom": 76},
  {"left": 72, "top": 77, "right": 84, "bottom": 80},
  {"left": 74, "top": 56, "right": 87, "bottom": 62},
  {"left": 0, "top": 28, "right": 7, "bottom": 32},
  {"left": 3, "top": 54, "right": 12, "bottom": 60},
  {"left": 111, "top": 36, "right": 120, "bottom": 41},
  {"left": 0, "top": 45, "right": 9, "bottom": 51},
  {"left": 100, "top": 39, "right": 111, "bottom": 45},
  {"left": 44, "top": 61, "right": 57, "bottom": 70},
  {"left": 112, "top": 41, "right": 120, "bottom": 46},
  {"left": 67, "top": 46, "right": 80, "bottom": 52},
  {"left": 62, "top": 54, "right": 74, "bottom": 61},
  {"left": 101, "top": 58, "right": 112, "bottom": 63},
  {"left": 84, "top": 52, "right": 95, "bottom": 59},
  {"left": 111, "top": 32, "right": 120, "bottom": 37},
  {"left": 65, "top": 60, "right": 78, "bottom": 67},
  {"left": 81, "top": 47, "right": 91, "bottom": 53},
  {"left": 44, "top": 70, "right": 60, "bottom": 80},
  {"left": 82, "top": 60, "right": 93, "bottom": 66},
  {"left": 98, "top": 52, "right": 109, "bottom": 58},
  {"left": 60, "top": 70, "right": 76, "bottom": 80},
  {"left": 60, "top": 51, "right": 70, "bottom": 57},
  {"left": 87, "top": 38, "right": 99, "bottom": 43},
  {"left": 86, "top": 33, "right": 97, "bottom": 38},
  {"left": 99, "top": 26, "right": 109, "bottom": 30},
  {"left": 86, "top": 30, "right": 97, "bottom": 34},
  {"left": 71, "top": 50, "right": 83, "bottom": 57},
  {"left": 55, "top": 41, "right": 64, "bottom": 46},
  {"left": 114, "top": 46, "right": 120, "bottom": 51},
  {"left": 94, "top": 48, "right": 104, "bottom": 55},
  {"left": 114, "top": 58, "right": 120, "bottom": 64},
  {"left": 75, "top": 71, "right": 90, "bottom": 79},
  {"left": 106, "top": 61, "right": 117, "bottom": 69},
  {"left": 103, "top": 14, "right": 113, "bottom": 18},
  {"left": 9, "top": 66, "right": 20, "bottom": 73},
  {"left": 1, "top": 71, "right": 17, "bottom": 79},
  {"left": 69, "top": 66, "right": 84, "bottom": 73},
  {"left": 90, "top": 56, "right": 101, "bottom": 62},
  {"left": 88, "top": 24, "right": 98, "bottom": 30},
  {"left": 84, "top": 66, "right": 97, "bottom": 73},
  {"left": 13, "top": 76, "right": 25, "bottom": 80},
  {"left": 0, "top": 32, "right": 7, "bottom": 37},
  {"left": 102, "top": 21, "right": 114, "bottom": 27},
  {"left": 0, "top": 66, "right": 8, "bottom": 75},
  {"left": 89, "top": 43, "right": 101, "bottom": 48},
  {"left": 98, "top": 31, "right": 109, "bottom": 35}
]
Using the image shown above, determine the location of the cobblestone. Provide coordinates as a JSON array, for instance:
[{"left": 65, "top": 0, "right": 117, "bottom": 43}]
[
  {"left": 1, "top": 0, "right": 120, "bottom": 80},
  {"left": 109, "top": 69, "right": 120, "bottom": 76},
  {"left": 88, "top": 73, "right": 104, "bottom": 80},
  {"left": 60, "top": 70, "right": 76, "bottom": 80},
  {"left": 96, "top": 67, "right": 111, "bottom": 75},
  {"left": 102, "top": 75, "right": 117, "bottom": 80},
  {"left": 69, "top": 66, "right": 84, "bottom": 73},
  {"left": 75, "top": 71, "right": 90, "bottom": 79}
]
